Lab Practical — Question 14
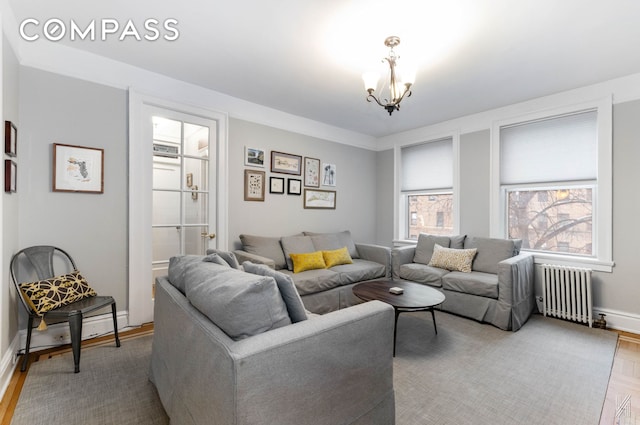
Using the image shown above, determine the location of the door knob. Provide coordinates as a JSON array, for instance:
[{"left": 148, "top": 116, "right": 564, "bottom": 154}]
[{"left": 201, "top": 232, "right": 216, "bottom": 239}]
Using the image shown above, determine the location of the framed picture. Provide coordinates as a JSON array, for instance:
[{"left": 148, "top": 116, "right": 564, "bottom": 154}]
[
  {"left": 287, "top": 178, "right": 302, "bottom": 195},
  {"left": 304, "top": 157, "right": 320, "bottom": 187},
  {"left": 303, "top": 189, "right": 336, "bottom": 209},
  {"left": 4, "top": 160, "right": 16, "bottom": 193},
  {"left": 322, "top": 163, "right": 336, "bottom": 186},
  {"left": 5, "top": 121, "right": 16, "bottom": 157},
  {"left": 244, "top": 169, "right": 265, "bottom": 201},
  {"left": 53, "top": 143, "right": 104, "bottom": 193},
  {"left": 245, "top": 147, "right": 265, "bottom": 167},
  {"left": 271, "top": 151, "right": 302, "bottom": 175},
  {"left": 270, "top": 176, "right": 285, "bottom": 194}
]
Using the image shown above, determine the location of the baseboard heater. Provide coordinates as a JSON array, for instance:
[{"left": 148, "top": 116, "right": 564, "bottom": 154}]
[{"left": 541, "top": 264, "right": 593, "bottom": 327}]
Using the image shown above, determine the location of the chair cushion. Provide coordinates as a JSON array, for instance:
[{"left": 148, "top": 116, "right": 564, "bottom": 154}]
[
  {"left": 442, "top": 271, "right": 499, "bottom": 299},
  {"left": 242, "top": 261, "right": 308, "bottom": 323},
  {"left": 19, "top": 270, "right": 97, "bottom": 316},
  {"left": 463, "top": 237, "right": 517, "bottom": 274},
  {"left": 428, "top": 244, "right": 477, "bottom": 273},
  {"left": 322, "top": 247, "right": 353, "bottom": 268},
  {"left": 290, "top": 251, "right": 326, "bottom": 273},
  {"left": 240, "top": 234, "right": 287, "bottom": 270},
  {"left": 185, "top": 266, "right": 291, "bottom": 340},
  {"left": 281, "top": 235, "right": 316, "bottom": 270},
  {"left": 398, "top": 263, "right": 447, "bottom": 287},
  {"left": 413, "top": 233, "right": 451, "bottom": 265}
]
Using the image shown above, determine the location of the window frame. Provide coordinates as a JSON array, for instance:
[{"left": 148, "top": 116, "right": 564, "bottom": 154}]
[{"left": 490, "top": 97, "right": 613, "bottom": 272}]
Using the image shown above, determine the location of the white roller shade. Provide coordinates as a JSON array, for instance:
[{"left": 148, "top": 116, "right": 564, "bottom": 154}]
[
  {"left": 500, "top": 110, "right": 597, "bottom": 185},
  {"left": 401, "top": 138, "right": 453, "bottom": 191}
]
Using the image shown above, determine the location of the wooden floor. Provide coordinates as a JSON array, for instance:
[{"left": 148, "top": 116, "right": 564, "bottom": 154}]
[{"left": 1, "top": 324, "right": 639, "bottom": 425}]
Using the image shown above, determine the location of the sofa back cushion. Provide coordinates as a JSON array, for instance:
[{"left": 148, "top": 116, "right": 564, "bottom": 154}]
[
  {"left": 304, "top": 230, "right": 359, "bottom": 259},
  {"left": 413, "top": 234, "right": 451, "bottom": 265},
  {"left": 463, "top": 237, "right": 518, "bottom": 274},
  {"left": 240, "top": 234, "right": 287, "bottom": 270},
  {"left": 185, "top": 263, "right": 292, "bottom": 340},
  {"left": 242, "top": 261, "right": 308, "bottom": 322},
  {"left": 168, "top": 254, "right": 225, "bottom": 294},
  {"left": 281, "top": 235, "right": 316, "bottom": 271}
]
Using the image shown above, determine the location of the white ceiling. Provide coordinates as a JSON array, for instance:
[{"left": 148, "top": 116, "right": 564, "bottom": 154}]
[{"left": 9, "top": 0, "right": 640, "bottom": 137}]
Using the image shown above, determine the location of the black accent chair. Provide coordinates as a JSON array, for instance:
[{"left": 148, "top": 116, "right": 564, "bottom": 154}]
[{"left": 10, "top": 246, "right": 120, "bottom": 373}]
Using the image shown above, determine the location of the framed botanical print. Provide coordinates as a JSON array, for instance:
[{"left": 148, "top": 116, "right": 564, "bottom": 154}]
[
  {"left": 244, "top": 169, "right": 265, "bottom": 201},
  {"left": 304, "top": 157, "right": 320, "bottom": 187},
  {"left": 322, "top": 163, "right": 336, "bottom": 186}
]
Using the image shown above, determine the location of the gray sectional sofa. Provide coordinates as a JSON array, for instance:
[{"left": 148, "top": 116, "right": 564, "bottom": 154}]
[
  {"left": 392, "top": 234, "right": 535, "bottom": 331},
  {"left": 233, "top": 230, "right": 391, "bottom": 314},
  {"left": 150, "top": 254, "right": 396, "bottom": 425}
]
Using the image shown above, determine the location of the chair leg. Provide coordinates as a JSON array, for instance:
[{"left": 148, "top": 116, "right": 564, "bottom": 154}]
[
  {"left": 69, "top": 313, "right": 83, "bottom": 373},
  {"left": 21, "top": 316, "right": 34, "bottom": 372},
  {"left": 111, "top": 302, "right": 121, "bottom": 347}
]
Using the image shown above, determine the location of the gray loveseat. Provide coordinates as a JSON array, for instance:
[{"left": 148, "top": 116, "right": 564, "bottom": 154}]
[
  {"left": 150, "top": 254, "right": 396, "bottom": 425},
  {"left": 233, "top": 231, "right": 391, "bottom": 314},
  {"left": 391, "top": 234, "right": 535, "bottom": 331}
]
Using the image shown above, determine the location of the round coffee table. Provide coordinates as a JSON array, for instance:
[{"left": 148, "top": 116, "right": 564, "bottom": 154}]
[{"left": 353, "top": 279, "right": 446, "bottom": 356}]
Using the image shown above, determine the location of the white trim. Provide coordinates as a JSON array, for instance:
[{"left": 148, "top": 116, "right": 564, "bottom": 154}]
[
  {"left": 128, "top": 90, "right": 229, "bottom": 326},
  {"left": 0, "top": 333, "right": 20, "bottom": 403},
  {"left": 593, "top": 307, "right": 640, "bottom": 335},
  {"left": 489, "top": 97, "right": 613, "bottom": 270}
]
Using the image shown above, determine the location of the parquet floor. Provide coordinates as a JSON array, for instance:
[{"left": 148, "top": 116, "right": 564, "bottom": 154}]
[{"left": 600, "top": 331, "right": 640, "bottom": 425}]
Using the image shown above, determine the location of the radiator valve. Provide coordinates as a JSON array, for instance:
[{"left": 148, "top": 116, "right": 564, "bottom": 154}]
[{"left": 593, "top": 313, "right": 607, "bottom": 329}]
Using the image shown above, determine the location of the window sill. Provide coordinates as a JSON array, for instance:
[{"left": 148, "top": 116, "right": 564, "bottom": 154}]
[{"left": 528, "top": 252, "right": 614, "bottom": 273}]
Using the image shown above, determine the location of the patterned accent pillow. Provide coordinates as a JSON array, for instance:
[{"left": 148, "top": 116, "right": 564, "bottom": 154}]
[
  {"left": 428, "top": 244, "right": 477, "bottom": 273},
  {"left": 322, "top": 246, "right": 353, "bottom": 268},
  {"left": 19, "top": 270, "right": 97, "bottom": 316},
  {"left": 289, "top": 251, "right": 327, "bottom": 273}
]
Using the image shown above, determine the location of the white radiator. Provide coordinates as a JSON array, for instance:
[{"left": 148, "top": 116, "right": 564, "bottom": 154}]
[{"left": 541, "top": 264, "right": 593, "bottom": 327}]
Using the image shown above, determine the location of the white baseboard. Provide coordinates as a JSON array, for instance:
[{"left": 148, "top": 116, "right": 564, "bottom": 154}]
[
  {"left": 17, "top": 310, "right": 129, "bottom": 354},
  {"left": 593, "top": 307, "right": 640, "bottom": 334},
  {"left": 0, "top": 332, "right": 21, "bottom": 404}
]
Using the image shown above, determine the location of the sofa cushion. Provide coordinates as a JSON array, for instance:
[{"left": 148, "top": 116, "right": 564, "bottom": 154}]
[
  {"left": 281, "top": 268, "right": 342, "bottom": 296},
  {"left": 463, "top": 237, "right": 517, "bottom": 274},
  {"left": 449, "top": 234, "right": 467, "bottom": 249},
  {"left": 304, "top": 230, "right": 359, "bottom": 259},
  {"left": 442, "top": 271, "right": 499, "bottom": 299},
  {"left": 290, "top": 251, "right": 327, "bottom": 273},
  {"left": 185, "top": 265, "right": 291, "bottom": 340},
  {"left": 413, "top": 233, "right": 451, "bottom": 265},
  {"left": 309, "top": 233, "right": 342, "bottom": 251},
  {"left": 281, "top": 235, "right": 316, "bottom": 270},
  {"left": 322, "top": 247, "right": 353, "bottom": 268},
  {"left": 168, "top": 255, "right": 215, "bottom": 294},
  {"left": 428, "top": 244, "right": 477, "bottom": 273},
  {"left": 397, "top": 263, "right": 447, "bottom": 287},
  {"left": 239, "top": 234, "right": 287, "bottom": 270},
  {"left": 206, "top": 249, "right": 241, "bottom": 269},
  {"left": 242, "top": 261, "right": 308, "bottom": 322},
  {"left": 331, "top": 259, "right": 386, "bottom": 285}
]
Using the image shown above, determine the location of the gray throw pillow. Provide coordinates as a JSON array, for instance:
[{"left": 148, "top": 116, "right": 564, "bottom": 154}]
[
  {"left": 242, "top": 261, "right": 308, "bottom": 322},
  {"left": 413, "top": 234, "right": 451, "bottom": 265},
  {"left": 463, "top": 237, "right": 516, "bottom": 274},
  {"left": 168, "top": 255, "right": 209, "bottom": 294},
  {"left": 280, "top": 235, "right": 316, "bottom": 271},
  {"left": 185, "top": 265, "right": 291, "bottom": 340},
  {"left": 239, "top": 234, "right": 287, "bottom": 270}
]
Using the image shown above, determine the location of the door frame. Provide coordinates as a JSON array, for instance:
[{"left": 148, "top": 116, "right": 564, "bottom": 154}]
[{"left": 128, "top": 90, "right": 228, "bottom": 326}]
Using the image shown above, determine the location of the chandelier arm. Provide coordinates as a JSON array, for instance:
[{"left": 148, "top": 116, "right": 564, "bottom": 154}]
[{"left": 366, "top": 92, "right": 388, "bottom": 108}]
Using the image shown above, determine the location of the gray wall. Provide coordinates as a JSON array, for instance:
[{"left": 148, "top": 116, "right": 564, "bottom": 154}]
[
  {"left": 374, "top": 100, "right": 640, "bottom": 318},
  {"left": 2, "top": 36, "right": 20, "bottom": 355},
  {"left": 375, "top": 149, "right": 394, "bottom": 246},
  {"left": 227, "top": 118, "right": 380, "bottom": 249},
  {"left": 18, "top": 67, "right": 128, "bottom": 312}
]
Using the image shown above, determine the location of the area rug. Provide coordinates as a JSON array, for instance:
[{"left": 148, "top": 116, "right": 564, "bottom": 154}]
[{"left": 10, "top": 312, "right": 617, "bottom": 425}]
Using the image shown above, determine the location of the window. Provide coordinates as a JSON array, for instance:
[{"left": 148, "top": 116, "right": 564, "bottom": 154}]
[
  {"left": 400, "top": 138, "right": 454, "bottom": 239},
  {"left": 496, "top": 106, "right": 612, "bottom": 265}
]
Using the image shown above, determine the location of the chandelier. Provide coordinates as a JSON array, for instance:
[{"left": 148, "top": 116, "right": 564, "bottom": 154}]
[{"left": 363, "top": 36, "right": 415, "bottom": 116}]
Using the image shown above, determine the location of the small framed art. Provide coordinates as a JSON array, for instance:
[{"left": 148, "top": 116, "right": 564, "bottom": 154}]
[
  {"left": 5, "top": 121, "right": 16, "bottom": 157},
  {"left": 304, "top": 157, "right": 320, "bottom": 187},
  {"left": 244, "top": 169, "right": 265, "bottom": 201},
  {"left": 271, "top": 151, "right": 302, "bottom": 175},
  {"left": 322, "top": 163, "right": 336, "bottom": 186},
  {"left": 53, "top": 143, "right": 104, "bottom": 193},
  {"left": 245, "top": 147, "right": 265, "bottom": 167},
  {"left": 287, "top": 178, "right": 302, "bottom": 195},
  {"left": 4, "top": 160, "right": 16, "bottom": 193},
  {"left": 303, "top": 189, "right": 336, "bottom": 209},
  {"left": 270, "top": 177, "right": 285, "bottom": 194}
]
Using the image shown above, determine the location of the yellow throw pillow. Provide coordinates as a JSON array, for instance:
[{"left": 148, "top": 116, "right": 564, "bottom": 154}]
[
  {"left": 322, "top": 247, "right": 353, "bottom": 268},
  {"left": 290, "top": 251, "right": 327, "bottom": 273},
  {"left": 428, "top": 244, "right": 477, "bottom": 273},
  {"left": 19, "top": 270, "right": 97, "bottom": 316}
]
